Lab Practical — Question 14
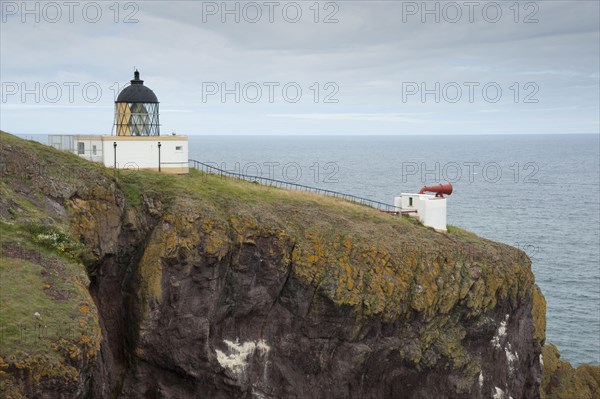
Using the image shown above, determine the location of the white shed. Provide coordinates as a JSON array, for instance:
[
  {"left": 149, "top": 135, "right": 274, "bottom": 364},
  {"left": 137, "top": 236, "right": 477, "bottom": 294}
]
[{"left": 394, "top": 184, "right": 452, "bottom": 232}]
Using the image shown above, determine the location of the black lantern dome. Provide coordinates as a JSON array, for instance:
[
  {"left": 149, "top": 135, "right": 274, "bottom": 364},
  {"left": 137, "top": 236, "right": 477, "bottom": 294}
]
[{"left": 114, "top": 70, "right": 160, "bottom": 136}]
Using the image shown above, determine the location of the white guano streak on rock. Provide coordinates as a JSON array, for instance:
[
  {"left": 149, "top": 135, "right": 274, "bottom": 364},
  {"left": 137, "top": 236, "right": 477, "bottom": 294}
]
[
  {"left": 215, "top": 339, "right": 270, "bottom": 378},
  {"left": 491, "top": 314, "right": 509, "bottom": 349},
  {"left": 505, "top": 343, "right": 519, "bottom": 374},
  {"left": 493, "top": 387, "right": 505, "bottom": 399},
  {"left": 252, "top": 389, "right": 267, "bottom": 399}
]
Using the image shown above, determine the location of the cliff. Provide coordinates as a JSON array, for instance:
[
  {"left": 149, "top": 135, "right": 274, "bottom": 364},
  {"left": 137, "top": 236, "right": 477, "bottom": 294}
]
[{"left": 0, "top": 131, "right": 597, "bottom": 398}]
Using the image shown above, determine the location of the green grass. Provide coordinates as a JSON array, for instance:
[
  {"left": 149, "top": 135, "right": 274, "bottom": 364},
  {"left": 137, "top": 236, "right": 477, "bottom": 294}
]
[
  {"left": 1, "top": 129, "right": 490, "bottom": 256},
  {"left": 0, "top": 132, "right": 100, "bottom": 376},
  {"left": 0, "top": 228, "right": 96, "bottom": 363},
  {"left": 0, "top": 131, "right": 105, "bottom": 180},
  {"left": 1, "top": 258, "right": 77, "bottom": 360},
  {"left": 25, "top": 223, "right": 85, "bottom": 261},
  {"left": 117, "top": 169, "right": 179, "bottom": 209},
  {"left": 1, "top": 130, "right": 456, "bottom": 240},
  {"left": 111, "top": 164, "right": 490, "bottom": 261}
]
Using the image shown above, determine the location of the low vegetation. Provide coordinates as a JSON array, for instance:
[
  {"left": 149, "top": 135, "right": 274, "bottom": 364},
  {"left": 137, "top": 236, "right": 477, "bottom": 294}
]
[{"left": 0, "top": 131, "right": 597, "bottom": 398}]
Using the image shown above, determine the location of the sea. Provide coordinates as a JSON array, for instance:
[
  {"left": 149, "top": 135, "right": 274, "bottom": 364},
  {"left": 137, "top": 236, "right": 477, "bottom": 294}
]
[{"left": 18, "top": 133, "right": 600, "bottom": 366}]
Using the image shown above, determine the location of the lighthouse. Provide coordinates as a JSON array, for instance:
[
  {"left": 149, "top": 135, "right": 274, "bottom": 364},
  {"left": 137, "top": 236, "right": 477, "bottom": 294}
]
[
  {"left": 50, "top": 70, "right": 189, "bottom": 174},
  {"left": 115, "top": 70, "right": 160, "bottom": 136}
]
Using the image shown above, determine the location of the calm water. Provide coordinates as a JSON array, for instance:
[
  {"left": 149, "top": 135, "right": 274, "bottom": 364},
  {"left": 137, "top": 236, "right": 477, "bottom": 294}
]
[{"left": 20, "top": 133, "right": 600, "bottom": 366}]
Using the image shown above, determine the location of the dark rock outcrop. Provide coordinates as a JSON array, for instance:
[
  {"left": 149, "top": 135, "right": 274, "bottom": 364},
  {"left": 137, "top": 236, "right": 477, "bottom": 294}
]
[{"left": 2, "top": 131, "right": 596, "bottom": 399}]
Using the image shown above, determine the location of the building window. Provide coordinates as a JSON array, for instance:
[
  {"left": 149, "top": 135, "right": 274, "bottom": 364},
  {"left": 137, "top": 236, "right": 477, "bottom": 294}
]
[
  {"left": 77, "top": 142, "right": 85, "bottom": 155},
  {"left": 175, "top": 145, "right": 183, "bottom": 151},
  {"left": 92, "top": 145, "right": 97, "bottom": 155},
  {"left": 409, "top": 197, "right": 413, "bottom": 207}
]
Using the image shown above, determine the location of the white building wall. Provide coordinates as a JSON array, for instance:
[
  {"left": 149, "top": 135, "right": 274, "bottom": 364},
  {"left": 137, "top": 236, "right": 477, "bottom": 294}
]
[
  {"left": 394, "top": 196, "right": 403, "bottom": 211},
  {"left": 50, "top": 135, "right": 189, "bottom": 174},
  {"left": 101, "top": 139, "right": 153, "bottom": 169},
  {"left": 415, "top": 195, "right": 428, "bottom": 224},
  {"left": 398, "top": 193, "right": 448, "bottom": 232},
  {"left": 400, "top": 194, "right": 414, "bottom": 210},
  {"left": 396, "top": 194, "right": 419, "bottom": 216},
  {"left": 421, "top": 198, "right": 447, "bottom": 232},
  {"left": 73, "top": 137, "right": 103, "bottom": 163},
  {"left": 156, "top": 140, "right": 188, "bottom": 171},
  {"left": 100, "top": 137, "right": 188, "bottom": 173}
]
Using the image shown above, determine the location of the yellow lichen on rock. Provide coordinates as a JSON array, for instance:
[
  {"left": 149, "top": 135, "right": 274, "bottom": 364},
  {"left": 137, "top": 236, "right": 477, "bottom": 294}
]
[
  {"left": 69, "top": 194, "right": 122, "bottom": 259},
  {"left": 532, "top": 285, "right": 547, "bottom": 344},
  {"left": 541, "top": 344, "right": 600, "bottom": 399},
  {"left": 139, "top": 210, "right": 195, "bottom": 304},
  {"left": 291, "top": 229, "right": 534, "bottom": 324},
  {"left": 229, "top": 215, "right": 260, "bottom": 244},
  {"left": 292, "top": 232, "right": 419, "bottom": 319},
  {"left": 200, "top": 216, "right": 230, "bottom": 259}
]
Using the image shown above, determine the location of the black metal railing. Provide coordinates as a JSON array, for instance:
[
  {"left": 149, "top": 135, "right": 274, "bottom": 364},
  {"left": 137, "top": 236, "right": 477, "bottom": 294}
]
[{"left": 189, "top": 159, "right": 400, "bottom": 212}]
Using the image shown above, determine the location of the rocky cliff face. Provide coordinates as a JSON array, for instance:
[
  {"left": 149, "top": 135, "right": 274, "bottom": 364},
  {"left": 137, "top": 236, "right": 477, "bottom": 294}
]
[{"left": 1, "top": 132, "right": 597, "bottom": 399}]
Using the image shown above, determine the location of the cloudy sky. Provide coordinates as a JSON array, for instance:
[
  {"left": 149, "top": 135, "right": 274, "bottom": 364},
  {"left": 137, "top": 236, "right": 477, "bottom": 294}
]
[{"left": 1, "top": 0, "right": 598, "bottom": 135}]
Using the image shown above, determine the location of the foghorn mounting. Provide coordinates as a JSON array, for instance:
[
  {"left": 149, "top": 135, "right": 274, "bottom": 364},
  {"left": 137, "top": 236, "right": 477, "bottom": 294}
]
[{"left": 418, "top": 183, "right": 453, "bottom": 197}]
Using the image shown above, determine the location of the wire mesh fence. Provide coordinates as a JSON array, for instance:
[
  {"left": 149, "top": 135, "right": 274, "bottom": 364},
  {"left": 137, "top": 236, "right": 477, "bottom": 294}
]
[{"left": 189, "top": 159, "right": 401, "bottom": 213}]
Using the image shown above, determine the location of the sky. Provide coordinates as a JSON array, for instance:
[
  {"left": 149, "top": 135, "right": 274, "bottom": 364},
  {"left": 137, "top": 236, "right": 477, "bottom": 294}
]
[{"left": 1, "top": 0, "right": 599, "bottom": 135}]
